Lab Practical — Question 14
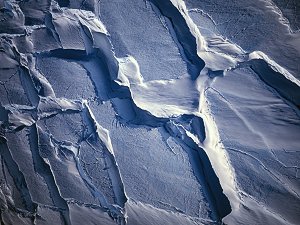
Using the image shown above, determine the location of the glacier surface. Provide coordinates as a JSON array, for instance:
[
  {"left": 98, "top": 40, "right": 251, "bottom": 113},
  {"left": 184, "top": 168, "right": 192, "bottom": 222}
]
[{"left": 0, "top": 0, "right": 299, "bottom": 224}]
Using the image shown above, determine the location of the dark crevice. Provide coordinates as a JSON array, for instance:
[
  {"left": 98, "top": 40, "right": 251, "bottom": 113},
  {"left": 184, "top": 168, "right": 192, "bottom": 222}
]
[
  {"left": 56, "top": 0, "right": 70, "bottom": 8},
  {"left": 28, "top": 125, "right": 71, "bottom": 225},
  {"left": 149, "top": 0, "right": 205, "bottom": 79},
  {"left": 0, "top": 135, "right": 37, "bottom": 213},
  {"left": 19, "top": 66, "right": 40, "bottom": 107},
  {"left": 240, "top": 59, "right": 300, "bottom": 109},
  {"left": 164, "top": 120, "right": 232, "bottom": 221}
]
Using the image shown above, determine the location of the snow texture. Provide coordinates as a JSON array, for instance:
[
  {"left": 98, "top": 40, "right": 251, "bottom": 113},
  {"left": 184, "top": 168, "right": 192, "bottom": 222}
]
[{"left": 0, "top": 0, "right": 299, "bottom": 224}]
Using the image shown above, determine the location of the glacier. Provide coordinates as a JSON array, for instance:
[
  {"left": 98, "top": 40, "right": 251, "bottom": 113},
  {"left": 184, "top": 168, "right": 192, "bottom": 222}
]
[{"left": 0, "top": 0, "right": 299, "bottom": 224}]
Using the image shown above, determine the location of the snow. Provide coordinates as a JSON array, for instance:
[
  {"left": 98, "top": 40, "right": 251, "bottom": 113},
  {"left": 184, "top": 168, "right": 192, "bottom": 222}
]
[{"left": 0, "top": 0, "right": 299, "bottom": 224}]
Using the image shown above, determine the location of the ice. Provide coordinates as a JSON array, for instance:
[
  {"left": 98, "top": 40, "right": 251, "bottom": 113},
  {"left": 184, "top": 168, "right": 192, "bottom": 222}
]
[{"left": 0, "top": 0, "right": 299, "bottom": 224}]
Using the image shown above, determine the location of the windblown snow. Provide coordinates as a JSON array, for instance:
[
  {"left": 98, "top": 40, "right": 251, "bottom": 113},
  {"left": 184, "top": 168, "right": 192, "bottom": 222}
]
[{"left": 0, "top": 0, "right": 299, "bottom": 224}]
